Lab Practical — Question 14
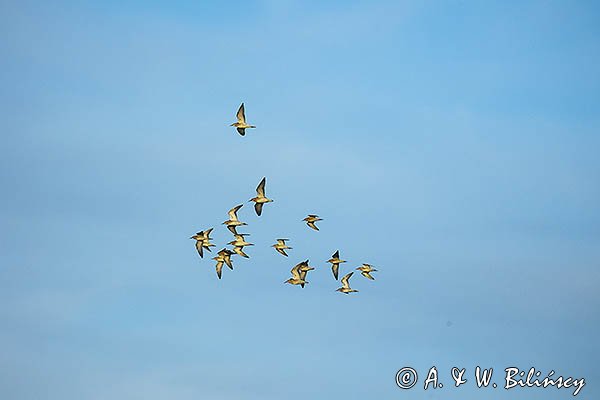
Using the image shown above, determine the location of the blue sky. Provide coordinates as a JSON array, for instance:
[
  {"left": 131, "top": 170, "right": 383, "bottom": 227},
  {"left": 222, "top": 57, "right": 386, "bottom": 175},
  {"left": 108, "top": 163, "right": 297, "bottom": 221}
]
[{"left": 1, "top": 0, "right": 599, "bottom": 398}]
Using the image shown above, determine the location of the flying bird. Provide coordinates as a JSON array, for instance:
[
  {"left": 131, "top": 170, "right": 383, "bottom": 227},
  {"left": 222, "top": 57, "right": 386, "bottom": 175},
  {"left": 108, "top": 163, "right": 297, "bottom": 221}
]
[
  {"left": 271, "top": 238, "right": 292, "bottom": 257},
  {"left": 190, "top": 228, "right": 215, "bottom": 258},
  {"left": 222, "top": 204, "right": 247, "bottom": 234},
  {"left": 228, "top": 233, "right": 253, "bottom": 258},
  {"left": 336, "top": 272, "right": 359, "bottom": 294},
  {"left": 249, "top": 177, "right": 273, "bottom": 216},
  {"left": 212, "top": 248, "right": 234, "bottom": 279},
  {"left": 228, "top": 233, "right": 253, "bottom": 248},
  {"left": 217, "top": 248, "right": 234, "bottom": 270},
  {"left": 327, "top": 250, "right": 347, "bottom": 280},
  {"left": 284, "top": 261, "right": 309, "bottom": 286},
  {"left": 298, "top": 260, "right": 315, "bottom": 288},
  {"left": 356, "top": 264, "right": 377, "bottom": 280},
  {"left": 303, "top": 214, "right": 322, "bottom": 231},
  {"left": 230, "top": 103, "right": 256, "bottom": 136}
]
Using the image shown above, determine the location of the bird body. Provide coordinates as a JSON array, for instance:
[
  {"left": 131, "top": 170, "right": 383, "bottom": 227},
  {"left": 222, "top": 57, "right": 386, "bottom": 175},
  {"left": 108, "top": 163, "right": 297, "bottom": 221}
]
[
  {"left": 228, "top": 233, "right": 253, "bottom": 248},
  {"left": 230, "top": 103, "right": 256, "bottom": 136}
]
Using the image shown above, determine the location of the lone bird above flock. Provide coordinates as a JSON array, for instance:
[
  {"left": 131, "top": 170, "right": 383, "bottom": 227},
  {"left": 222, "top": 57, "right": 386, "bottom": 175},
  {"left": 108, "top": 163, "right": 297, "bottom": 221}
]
[
  {"left": 230, "top": 103, "right": 256, "bottom": 136},
  {"left": 249, "top": 177, "right": 273, "bottom": 216},
  {"left": 303, "top": 214, "right": 322, "bottom": 231},
  {"left": 327, "top": 250, "right": 346, "bottom": 280},
  {"left": 272, "top": 238, "right": 292, "bottom": 257},
  {"left": 356, "top": 264, "right": 377, "bottom": 280},
  {"left": 223, "top": 204, "right": 247, "bottom": 234},
  {"left": 190, "top": 228, "right": 214, "bottom": 258},
  {"left": 336, "top": 272, "right": 359, "bottom": 294}
]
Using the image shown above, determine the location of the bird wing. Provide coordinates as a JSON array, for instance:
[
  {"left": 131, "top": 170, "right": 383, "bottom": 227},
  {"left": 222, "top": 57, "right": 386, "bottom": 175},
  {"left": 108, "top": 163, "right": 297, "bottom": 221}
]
[
  {"left": 332, "top": 264, "right": 339, "bottom": 280},
  {"left": 236, "top": 103, "right": 246, "bottom": 123},
  {"left": 362, "top": 271, "right": 375, "bottom": 280},
  {"left": 341, "top": 272, "right": 354, "bottom": 289},
  {"left": 276, "top": 248, "right": 288, "bottom": 257},
  {"left": 195, "top": 241, "right": 204, "bottom": 258},
  {"left": 256, "top": 177, "right": 266, "bottom": 197},
  {"left": 237, "top": 127, "right": 246, "bottom": 136},
  {"left": 307, "top": 221, "right": 319, "bottom": 231},
  {"left": 234, "top": 246, "right": 249, "bottom": 258},
  {"left": 224, "top": 255, "right": 233, "bottom": 270},
  {"left": 332, "top": 250, "right": 339, "bottom": 259},
  {"left": 227, "top": 225, "right": 239, "bottom": 235},
  {"left": 216, "top": 261, "right": 223, "bottom": 279},
  {"left": 204, "top": 228, "right": 213, "bottom": 238},
  {"left": 228, "top": 204, "right": 243, "bottom": 221},
  {"left": 277, "top": 239, "right": 289, "bottom": 244},
  {"left": 254, "top": 202, "right": 263, "bottom": 216},
  {"left": 290, "top": 264, "right": 302, "bottom": 280}
]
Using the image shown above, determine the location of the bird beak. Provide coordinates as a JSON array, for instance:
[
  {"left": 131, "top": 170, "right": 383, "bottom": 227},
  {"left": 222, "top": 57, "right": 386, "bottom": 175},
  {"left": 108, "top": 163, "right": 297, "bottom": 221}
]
[{"left": 230, "top": 123, "right": 236, "bottom": 126}]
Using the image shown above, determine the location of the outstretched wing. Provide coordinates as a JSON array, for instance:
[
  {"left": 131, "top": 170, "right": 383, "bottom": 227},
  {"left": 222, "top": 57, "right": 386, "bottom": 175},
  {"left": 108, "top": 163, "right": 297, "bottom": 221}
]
[
  {"left": 290, "top": 264, "right": 302, "bottom": 280},
  {"left": 236, "top": 103, "right": 246, "bottom": 123},
  {"left": 195, "top": 241, "right": 204, "bottom": 258},
  {"left": 307, "top": 221, "right": 319, "bottom": 231},
  {"left": 362, "top": 271, "right": 375, "bottom": 280},
  {"left": 332, "top": 250, "right": 339, "bottom": 259},
  {"left": 256, "top": 177, "right": 266, "bottom": 197},
  {"left": 332, "top": 264, "right": 339, "bottom": 280},
  {"left": 237, "top": 127, "right": 246, "bottom": 136},
  {"left": 215, "top": 261, "right": 224, "bottom": 279},
  {"left": 299, "top": 269, "right": 308, "bottom": 288},
  {"left": 254, "top": 202, "right": 263, "bottom": 216},
  {"left": 223, "top": 255, "right": 233, "bottom": 270},
  {"left": 341, "top": 272, "right": 354, "bottom": 289},
  {"left": 234, "top": 246, "right": 249, "bottom": 258},
  {"left": 228, "top": 204, "right": 243, "bottom": 220}
]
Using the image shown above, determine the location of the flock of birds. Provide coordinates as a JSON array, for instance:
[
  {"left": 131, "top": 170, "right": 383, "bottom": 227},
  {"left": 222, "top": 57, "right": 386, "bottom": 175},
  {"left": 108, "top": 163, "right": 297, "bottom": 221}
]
[{"left": 190, "top": 104, "right": 378, "bottom": 294}]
